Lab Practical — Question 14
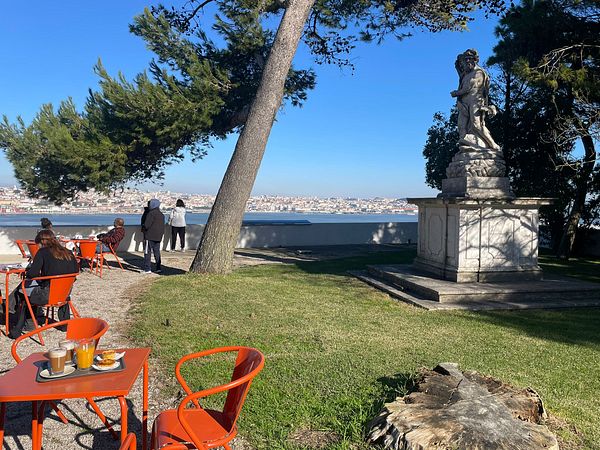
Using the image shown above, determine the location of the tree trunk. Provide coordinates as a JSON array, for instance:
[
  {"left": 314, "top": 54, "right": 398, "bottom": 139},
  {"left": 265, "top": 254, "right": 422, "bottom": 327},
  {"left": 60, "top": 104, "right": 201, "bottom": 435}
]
[
  {"left": 190, "top": 0, "right": 316, "bottom": 274},
  {"left": 556, "top": 132, "right": 596, "bottom": 259}
]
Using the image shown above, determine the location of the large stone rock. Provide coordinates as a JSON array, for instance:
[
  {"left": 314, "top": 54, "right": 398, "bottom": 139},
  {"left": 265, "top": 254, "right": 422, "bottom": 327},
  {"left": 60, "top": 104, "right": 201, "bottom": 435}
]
[{"left": 368, "top": 363, "right": 559, "bottom": 450}]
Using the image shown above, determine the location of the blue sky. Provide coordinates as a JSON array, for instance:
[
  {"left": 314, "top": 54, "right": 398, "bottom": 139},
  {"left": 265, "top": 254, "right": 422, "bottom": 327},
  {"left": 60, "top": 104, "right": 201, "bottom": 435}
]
[{"left": 0, "top": 2, "right": 501, "bottom": 198}]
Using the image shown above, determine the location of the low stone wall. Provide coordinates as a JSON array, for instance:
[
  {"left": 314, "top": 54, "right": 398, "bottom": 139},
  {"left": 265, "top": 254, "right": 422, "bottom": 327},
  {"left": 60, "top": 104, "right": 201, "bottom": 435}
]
[{"left": 0, "top": 222, "right": 418, "bottom": 256}]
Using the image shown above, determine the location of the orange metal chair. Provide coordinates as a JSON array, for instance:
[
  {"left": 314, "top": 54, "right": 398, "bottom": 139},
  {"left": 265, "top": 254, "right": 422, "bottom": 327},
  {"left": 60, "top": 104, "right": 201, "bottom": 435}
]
[
  {"left": 25, "top": 241, "right": 40, "bottom": 259},
  {"left": 76, "top": 240, "right": 99, "bottom": 273},
  {"left": 11, "top": 318, "right": 116, "bottom": 437},
  {"left": 151, "top": 346, "right": 265, "bottom": 450},
  {"left": 15, "top": 240, "right": 29, "bottom": 259},
  {"left": 20, "top": 273, "right": 80, "bottom": 345},
  {"left": 119, "top": 433, "right": 137, "bottom": 450},
  {"left": 96, "top": 243, "right": 124, "bottom": 277}
]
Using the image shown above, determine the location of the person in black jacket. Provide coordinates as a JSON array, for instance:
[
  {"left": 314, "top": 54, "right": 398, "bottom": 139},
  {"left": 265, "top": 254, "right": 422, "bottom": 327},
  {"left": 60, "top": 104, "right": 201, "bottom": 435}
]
[
  {"left": 142, "top": 198, "right": 165, "bottom": 273},
  {"left": 9, "top": 230, "right": 78, "bottom": 338}
]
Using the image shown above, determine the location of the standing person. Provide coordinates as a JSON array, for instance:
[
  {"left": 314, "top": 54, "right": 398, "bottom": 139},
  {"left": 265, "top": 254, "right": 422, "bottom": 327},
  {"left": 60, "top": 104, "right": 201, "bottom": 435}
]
[
  {"left": 142, "top": 199, "right": 165, "bottom": 274},
  {"left": 167, "top": 199, "right": 187, "bottom": 252},
  {"left": 9, "top": 230, "right": 78, "bottom": 338}
]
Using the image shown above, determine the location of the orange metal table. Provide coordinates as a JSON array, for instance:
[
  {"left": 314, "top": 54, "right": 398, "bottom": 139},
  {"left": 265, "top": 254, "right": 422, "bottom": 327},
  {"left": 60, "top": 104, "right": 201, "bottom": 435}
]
[
  {"left": 0, "top": 347, "right": 150, "bottom": 450},
  {"left": 0, "top": 267, "right": 25, "bottom": 335}
]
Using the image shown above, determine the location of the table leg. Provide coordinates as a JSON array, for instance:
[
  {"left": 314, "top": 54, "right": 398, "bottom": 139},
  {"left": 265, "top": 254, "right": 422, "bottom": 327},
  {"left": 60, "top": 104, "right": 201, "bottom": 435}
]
[
  {"left": 143, "top": 359, "right": 149, "bottom": 450},
  {"left": 35, "top": 401, "right": 47, "bottom": 450},
  {"left": 118, "top": 396, "right": 128, "bottom": 444},
  {"left": 31, "top": 401, "right": 38, "bottom": 450},
  {"left": 0, "top": 402, "right": 6, "bottom": 444}
]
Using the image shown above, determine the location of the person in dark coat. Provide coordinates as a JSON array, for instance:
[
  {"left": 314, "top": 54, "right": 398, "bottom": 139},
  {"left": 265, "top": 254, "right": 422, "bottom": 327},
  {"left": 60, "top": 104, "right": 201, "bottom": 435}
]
[
  {"left": 142, "top": 198, "right": 165, "bottom": 273},
  {"left": 9, "top": 230, "right": 78, "bottom": 338}
]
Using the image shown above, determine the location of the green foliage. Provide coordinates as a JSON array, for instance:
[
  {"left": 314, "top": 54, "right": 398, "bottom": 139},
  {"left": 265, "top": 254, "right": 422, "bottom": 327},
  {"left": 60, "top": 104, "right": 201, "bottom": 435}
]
[
  {"left": 0, "top": 100, "right": 127, "bottom": 204},
  {"left": 422, "top": 109, "right": 458, "bottom": 190},
  {"left": 423, "top": 0, "right": 600, "bottom": 248},
  {"left": 131, "top": 250, "right": 600, "bottom": 449}
]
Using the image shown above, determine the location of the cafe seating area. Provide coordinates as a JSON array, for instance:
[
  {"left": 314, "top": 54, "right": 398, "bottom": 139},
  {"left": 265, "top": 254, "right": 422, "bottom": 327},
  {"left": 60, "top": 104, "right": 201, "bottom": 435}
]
[{"left": 0, "top": 235, "right": 265, "bottom": 449}]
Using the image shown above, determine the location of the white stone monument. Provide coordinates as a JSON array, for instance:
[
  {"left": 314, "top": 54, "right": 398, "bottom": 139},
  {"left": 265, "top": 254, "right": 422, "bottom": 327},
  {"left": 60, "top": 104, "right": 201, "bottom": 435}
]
[{"left": 410, "top": 49, "right": 551, "bottom": 282}]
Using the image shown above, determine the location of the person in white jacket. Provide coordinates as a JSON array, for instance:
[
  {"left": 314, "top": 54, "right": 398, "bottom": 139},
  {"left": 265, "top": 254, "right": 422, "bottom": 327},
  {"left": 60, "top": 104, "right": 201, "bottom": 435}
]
[{"left": 167, "top": 199, "right": 187, "bottom": 252}]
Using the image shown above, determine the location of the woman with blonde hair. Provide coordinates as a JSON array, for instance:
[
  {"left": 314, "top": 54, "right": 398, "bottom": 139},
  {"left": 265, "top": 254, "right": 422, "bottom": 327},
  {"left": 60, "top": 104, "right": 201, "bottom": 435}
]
[{"left": 9, "top": 230, "right": 78, "bottom": 338}]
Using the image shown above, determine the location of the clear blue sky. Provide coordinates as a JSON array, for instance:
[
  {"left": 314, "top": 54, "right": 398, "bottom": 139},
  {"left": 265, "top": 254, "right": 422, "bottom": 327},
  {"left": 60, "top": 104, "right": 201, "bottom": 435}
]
[{"left": 0, "top": 1, "right": 501, "bottom": 198}]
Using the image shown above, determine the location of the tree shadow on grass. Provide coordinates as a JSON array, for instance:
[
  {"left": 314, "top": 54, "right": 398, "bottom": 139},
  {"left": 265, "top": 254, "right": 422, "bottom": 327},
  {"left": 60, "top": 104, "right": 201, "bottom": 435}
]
[
  {"left": 467, "top": 308, "right": 600, "bottom": 348},
  {"left": 539, "top": 252, "right": 600, "bottom": 284},
  {"left": 364, "top": 372, "right": 420, "bottom": 437},
  {"left": 293, "top": 247, "right": 416, "bottom": 277}
]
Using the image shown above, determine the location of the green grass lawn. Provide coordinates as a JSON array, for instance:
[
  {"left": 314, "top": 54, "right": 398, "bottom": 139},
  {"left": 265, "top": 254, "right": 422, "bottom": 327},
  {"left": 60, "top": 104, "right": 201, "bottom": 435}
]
[{"left": 132, "top": 249, "right": 600, "bottom": 449}]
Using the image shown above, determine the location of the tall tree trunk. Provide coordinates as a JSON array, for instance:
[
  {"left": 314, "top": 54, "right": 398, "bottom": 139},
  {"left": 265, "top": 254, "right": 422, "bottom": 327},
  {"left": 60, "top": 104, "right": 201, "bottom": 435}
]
[
  {"left": 556, "top": 132, "right": 596, "bottom": 259},
  {"left": 190, "top": 0, "right": 316, "bottom": 274}
]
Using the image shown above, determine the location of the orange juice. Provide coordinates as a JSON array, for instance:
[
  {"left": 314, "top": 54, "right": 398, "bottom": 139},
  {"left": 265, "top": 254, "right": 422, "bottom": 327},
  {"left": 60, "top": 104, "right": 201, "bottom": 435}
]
[{"left": 76, "top": 339, "right": 95, "bottom": 370}]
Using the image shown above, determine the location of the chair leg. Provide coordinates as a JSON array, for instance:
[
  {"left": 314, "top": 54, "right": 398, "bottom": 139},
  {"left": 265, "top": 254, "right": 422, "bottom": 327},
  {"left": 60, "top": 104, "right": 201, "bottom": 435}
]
[
  {"left": 24, "top": 299, "right": 44, "bottom": 346},
  {"left": 69, "top": 302, "right": 80, "bottom": 318},
  {"left": 113, "top": 252, "right": 125, "bottom": 271},
  {"left": 87, "top": 398, "right": 119, "bottom": 440},
  {"left": 49, "top": 401, "right": 69, "bottom": 424}
]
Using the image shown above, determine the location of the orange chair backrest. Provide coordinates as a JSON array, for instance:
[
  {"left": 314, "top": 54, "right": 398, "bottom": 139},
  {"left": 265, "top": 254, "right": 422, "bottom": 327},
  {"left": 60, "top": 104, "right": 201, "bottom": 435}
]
[
  {"left": 222, "top": 348, "right": 265, "bottom": 431},
  {"left": 47, "top": 274, "right": 77, "bottom": 306},
  {"left": 26, "top": 241, "right": 39, "bottom": 259},
  {"left": 78, "top": 240, "right": 97, "bottom": 259},
  {"left": 15, "top": 240, "right": 28, "bottom": 258},
  {"left": 65, "top": 317, "right": 109, "bottom": 343}
]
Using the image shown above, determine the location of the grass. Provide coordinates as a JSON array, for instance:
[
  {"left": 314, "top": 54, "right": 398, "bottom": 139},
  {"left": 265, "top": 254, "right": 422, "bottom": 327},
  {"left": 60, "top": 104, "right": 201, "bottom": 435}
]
[{"left": 132, "top": 248, "right": 600, "bottom": 449}]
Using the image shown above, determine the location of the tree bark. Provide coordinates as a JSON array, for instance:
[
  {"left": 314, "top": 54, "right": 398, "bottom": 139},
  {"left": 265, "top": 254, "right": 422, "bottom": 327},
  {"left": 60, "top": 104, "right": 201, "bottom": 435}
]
[
  {"left": 557, "top": 132, "right": 596, "bottom": 259},
  {"left": 190, "top": 0, "right": 316, "bottom": 274}
]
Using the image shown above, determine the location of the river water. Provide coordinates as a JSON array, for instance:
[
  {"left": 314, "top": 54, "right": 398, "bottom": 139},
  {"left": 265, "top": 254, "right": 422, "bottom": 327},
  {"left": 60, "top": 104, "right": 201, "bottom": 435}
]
[{"left": 0, "top": 212, "right": 417, "bottom": 227}]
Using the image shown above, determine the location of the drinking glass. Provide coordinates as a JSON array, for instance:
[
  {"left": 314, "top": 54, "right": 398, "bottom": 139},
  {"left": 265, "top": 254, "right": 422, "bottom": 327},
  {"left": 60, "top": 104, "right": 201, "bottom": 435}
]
[
  {"left": 48, "top": 347, "right": 67, "bottom": 375},
  {"left": 59, "top": 339, "right": 76, "bottom": 365},
  {"left": 76, "top": 339, "right": 96, "bottom": 370}
]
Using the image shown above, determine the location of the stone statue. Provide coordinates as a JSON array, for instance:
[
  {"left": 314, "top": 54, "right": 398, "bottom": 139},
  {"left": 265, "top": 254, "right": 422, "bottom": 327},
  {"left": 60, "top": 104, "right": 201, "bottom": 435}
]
[
  {"left": 451, "top": 49, "right": 500, "bottom": 152},
  {"left": 441, "top": 49, "right": 513, "bottom": 197}
]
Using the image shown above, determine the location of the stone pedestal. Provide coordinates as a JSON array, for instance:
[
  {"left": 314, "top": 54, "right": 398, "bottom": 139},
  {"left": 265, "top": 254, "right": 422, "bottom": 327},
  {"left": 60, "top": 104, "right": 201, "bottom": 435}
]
[
  {"left": 408, "top": 197, "right": 553, "bottom": 282},
  {"left": 441, "top": 148, "right": 514, "bottom": 199}
]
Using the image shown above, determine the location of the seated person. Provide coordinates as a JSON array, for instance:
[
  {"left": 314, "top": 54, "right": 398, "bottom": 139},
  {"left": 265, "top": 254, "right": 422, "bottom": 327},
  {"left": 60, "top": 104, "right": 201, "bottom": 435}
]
[
  {"left": 9, "top": 230, "right": 79, "bottom": 338},
  {"left": 96, "top": 218, "right": 125, "bottom": 253},
  {"left": 39, "top": 217, "right": 54, "bottom": 233}
]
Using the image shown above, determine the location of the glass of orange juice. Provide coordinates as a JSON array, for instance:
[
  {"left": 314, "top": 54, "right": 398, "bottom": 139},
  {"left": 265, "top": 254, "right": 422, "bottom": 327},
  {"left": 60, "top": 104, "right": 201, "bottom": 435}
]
[{"left": 76, "top": 338, "right": 96, "bottom": 370}]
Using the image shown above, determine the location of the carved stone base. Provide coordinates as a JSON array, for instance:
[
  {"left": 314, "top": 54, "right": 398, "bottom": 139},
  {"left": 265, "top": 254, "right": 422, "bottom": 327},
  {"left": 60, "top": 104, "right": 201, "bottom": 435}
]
[
  {"left": 446, "top": 149, "right": 506, "bottom": 178},
  {"left": 408, "top": 197, "right": 553, "bottom": 283},
  {"left": 441, "top": 176, "right": 514, "bottom": 199},
  {"left": 442, "top": 148, "right": 514, "bottom": 199}
]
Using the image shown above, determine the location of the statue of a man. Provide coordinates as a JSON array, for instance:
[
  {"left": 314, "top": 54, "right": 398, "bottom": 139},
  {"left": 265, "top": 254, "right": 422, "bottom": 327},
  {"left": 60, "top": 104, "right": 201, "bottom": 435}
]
[{"left": 451, "top": 49, "right": 500, "bottom": 151}]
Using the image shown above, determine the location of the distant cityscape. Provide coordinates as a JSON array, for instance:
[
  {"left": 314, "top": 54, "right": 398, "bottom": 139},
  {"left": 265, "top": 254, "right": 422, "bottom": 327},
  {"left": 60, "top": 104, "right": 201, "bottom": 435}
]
[{"left": 0, "top": 187, "right": 417, "bottom": 216}]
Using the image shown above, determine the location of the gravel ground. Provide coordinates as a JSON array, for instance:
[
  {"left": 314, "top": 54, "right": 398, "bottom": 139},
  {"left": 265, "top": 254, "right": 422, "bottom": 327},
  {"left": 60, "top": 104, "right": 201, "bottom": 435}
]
[
  {"left": 0, "top": 250, "right": 266, "bottom": 450},
  {"left": 0, "top": 244, "right": 380, "bottom": 449}
]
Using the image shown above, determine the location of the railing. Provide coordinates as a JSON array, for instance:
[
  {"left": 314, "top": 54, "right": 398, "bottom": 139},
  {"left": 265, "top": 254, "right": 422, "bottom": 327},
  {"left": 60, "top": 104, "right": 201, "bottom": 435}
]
[{"left": 0, "top": 222, "right": 418, "bottom": 255}]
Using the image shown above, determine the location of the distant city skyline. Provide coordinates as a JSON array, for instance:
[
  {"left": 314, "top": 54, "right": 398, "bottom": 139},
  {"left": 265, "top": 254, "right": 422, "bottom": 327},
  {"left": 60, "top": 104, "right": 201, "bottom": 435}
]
[{"left": 0, "top": 2, "right": 501, "bottom": 198}]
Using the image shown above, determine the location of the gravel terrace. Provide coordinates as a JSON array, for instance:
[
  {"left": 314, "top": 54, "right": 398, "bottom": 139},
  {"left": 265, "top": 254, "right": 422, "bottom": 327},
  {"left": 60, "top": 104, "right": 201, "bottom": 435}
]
[
  {"left": 0, "top": 244, "right": 390, "bottom": 449},
  {"left": 0, "top": 249, "right": 282, "bottom": 450}
]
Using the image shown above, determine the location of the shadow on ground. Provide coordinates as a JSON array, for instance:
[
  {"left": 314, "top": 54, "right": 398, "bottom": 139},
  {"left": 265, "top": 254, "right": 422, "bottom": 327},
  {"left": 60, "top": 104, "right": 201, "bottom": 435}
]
[
  {"left": 2, "top": 398, "right": 143, "bottom": 450},
  {"left": 234, "top": 245, "right": 416, "bottom": 277},
  {"left": 467, "top": 308, "right": 600, "bottom": 348}
]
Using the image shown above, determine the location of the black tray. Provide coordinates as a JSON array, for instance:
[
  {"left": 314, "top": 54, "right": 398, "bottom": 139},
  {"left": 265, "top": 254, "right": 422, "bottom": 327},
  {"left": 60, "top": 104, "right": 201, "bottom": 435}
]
[{"left": 35, "top": 358, "right": 126, "bottom": 383}]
